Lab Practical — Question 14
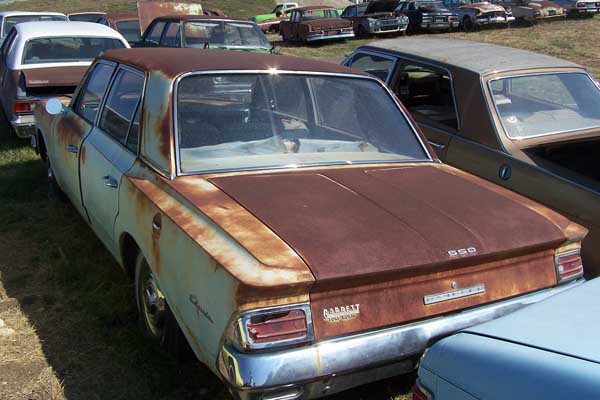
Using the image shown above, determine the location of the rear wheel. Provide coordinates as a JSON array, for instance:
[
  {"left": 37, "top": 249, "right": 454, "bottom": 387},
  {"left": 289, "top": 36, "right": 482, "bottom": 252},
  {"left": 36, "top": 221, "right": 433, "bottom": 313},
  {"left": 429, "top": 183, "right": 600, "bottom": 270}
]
[
  {"left": 134, "top": 252, "right": 193, "bottom": 361},
  {"left": 462, "top": 16, "right": 474, "bottom": 31}
]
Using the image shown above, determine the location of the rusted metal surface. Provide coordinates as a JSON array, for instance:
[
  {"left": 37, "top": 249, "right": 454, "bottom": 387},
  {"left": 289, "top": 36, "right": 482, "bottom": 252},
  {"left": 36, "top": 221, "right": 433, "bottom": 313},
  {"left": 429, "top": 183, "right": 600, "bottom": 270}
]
[
  {"left": 137, "top": 0, "right": 204, "bottom": 33},
  {"left": 310, "top": 249, "right": 558, "bottom": 339},
  {"left": 22, "top": 66, "right": 89, "bottom": 87},
  {"left": 279, "top": 6, "right": 354, "bottom": 42},
  {"left": 498, "top": 0, "right": 566, "bottom": 21}
]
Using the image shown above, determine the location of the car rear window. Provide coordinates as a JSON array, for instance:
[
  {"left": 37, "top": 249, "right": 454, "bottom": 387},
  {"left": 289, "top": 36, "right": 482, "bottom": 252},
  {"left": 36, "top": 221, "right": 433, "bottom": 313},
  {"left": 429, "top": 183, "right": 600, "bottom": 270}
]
[
  {"left": 22, "top": 37, "right": 125, "bottom": 64},
  {"left": 3, "top": 15, "right": 67, "bottom": 36}
]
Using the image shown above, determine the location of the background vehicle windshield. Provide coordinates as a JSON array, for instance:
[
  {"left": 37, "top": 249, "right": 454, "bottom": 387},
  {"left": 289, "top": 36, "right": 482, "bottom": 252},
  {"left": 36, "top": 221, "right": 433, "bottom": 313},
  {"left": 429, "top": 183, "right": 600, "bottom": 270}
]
[
  {"left": 116, "top": 20, "right": 141, "bottom": 43},
  {"left": 3, "top": 15, "right": 67, "bottom": 36},
  {"left": 22, "top": 37, "right": 125, "bottom": 64},
  {"left": 68, "top": 13, "right": 104, "bottom": 23},
  {"left": 302, "top": 9, "right": 340, "bottom": 20},
  {"left": 177, "top": 74, "right": 429, "bottom": 173},
  {"left": 183, "top": 21, "right": 270, "bottom": 48},
  {"left": 489, "top": 72, "right": 600, "bottom": 139}
]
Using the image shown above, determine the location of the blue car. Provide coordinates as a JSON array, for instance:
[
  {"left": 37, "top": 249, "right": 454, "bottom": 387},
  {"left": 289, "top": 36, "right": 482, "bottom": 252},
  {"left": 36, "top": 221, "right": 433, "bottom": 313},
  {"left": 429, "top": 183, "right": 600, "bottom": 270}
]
[{"left": 414, "top": 277, "right": 600, "bottom": 399}]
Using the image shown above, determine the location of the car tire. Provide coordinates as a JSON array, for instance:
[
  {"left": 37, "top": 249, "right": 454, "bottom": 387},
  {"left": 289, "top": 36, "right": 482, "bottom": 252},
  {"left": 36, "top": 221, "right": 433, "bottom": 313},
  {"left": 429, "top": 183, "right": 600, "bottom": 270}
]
[
  {"left": 134, "top": 252, "right": 194, "bottom": 362},
  {"left": 463, "top": 16, "right": 474, "bottom": 31}
]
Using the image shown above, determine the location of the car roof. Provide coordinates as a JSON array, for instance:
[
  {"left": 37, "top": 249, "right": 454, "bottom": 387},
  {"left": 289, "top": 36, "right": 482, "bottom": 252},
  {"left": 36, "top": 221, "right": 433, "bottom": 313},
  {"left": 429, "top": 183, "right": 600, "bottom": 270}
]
[
  {"left": 150, "top": 15, "right": 246, "bottom": 22},
  {"left": 101, "top": 48, "right": 370, "bottom": 79},
  {"left": 464, "top": 277, "right": 600, "bottom": 363},
  {"left": 364, "top": 38, "right": 582, "bottom": 75},
  {"left": 13, "top": 21, "right": 126, "bottom": 40},
  {"left": 0, "top": 11, "right": 67, "bottom": 17},
  {"left": 295, "top": 5, "right": 337, "bottom": 11}
]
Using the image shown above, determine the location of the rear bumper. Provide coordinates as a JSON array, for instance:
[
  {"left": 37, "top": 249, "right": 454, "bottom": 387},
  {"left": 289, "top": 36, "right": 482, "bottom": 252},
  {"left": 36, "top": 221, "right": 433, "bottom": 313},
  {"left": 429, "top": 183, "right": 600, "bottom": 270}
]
[
  {"left": 476, "top": 15, "right": 516, "bottom": 24},
  {"left": 570, "top": 7, "right": 599, "bottom": 13},
  {"left": 218, "top": 279, "right": 583, "bottom": 400},
  {"left": 306, "top": 32, "right": 355, "bottom": 42},
  {"left": 10, "top": 114, "right": 36, "bottom": 138}
]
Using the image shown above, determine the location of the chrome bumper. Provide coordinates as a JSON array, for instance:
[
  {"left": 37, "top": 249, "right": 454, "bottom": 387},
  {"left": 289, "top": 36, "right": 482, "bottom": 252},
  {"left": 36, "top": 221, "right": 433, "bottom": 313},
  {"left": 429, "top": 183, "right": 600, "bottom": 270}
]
[
  {"left": 420, "top": 21, "right": 460, "bottom": 29},
  {"left": 10, "top": 114, "right": 36, "bottom": 138},
  {"left": 306, "top": 32, "right": 355, "bottom": 42},
  {"left": 218, "top": 279, "right": 583, "bottom": 400},
  {"left": 368, "top": 23, "right": 409, "bottom": 34},
  {"left": 476, "top": 15, "right": 516, "bottom": 24}
]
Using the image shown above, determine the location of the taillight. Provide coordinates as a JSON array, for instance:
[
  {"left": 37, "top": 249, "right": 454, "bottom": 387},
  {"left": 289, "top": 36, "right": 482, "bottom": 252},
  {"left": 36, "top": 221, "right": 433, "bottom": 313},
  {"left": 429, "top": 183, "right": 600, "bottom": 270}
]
[
  {"left": 14, "top": 101, "right": 35, "bottom": 114},
  {"left": 413, "top": 382, "right": 433, "bottom": 400},
  {"left": 555, "top": 247, "right": 584, "bottom": 283},
  {"left": 596, "top": 2, "right": 600, "bottom": 6},
  {"left": 238, "top": 304, "right": 313, "bottom": 350},
  {"left": 577, "top": 2, "right": 585, "bottom": 7}
]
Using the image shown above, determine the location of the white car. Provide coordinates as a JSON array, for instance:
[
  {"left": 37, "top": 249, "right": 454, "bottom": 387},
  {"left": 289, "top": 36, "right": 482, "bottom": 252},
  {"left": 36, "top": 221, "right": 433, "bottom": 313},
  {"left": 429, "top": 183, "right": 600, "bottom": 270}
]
[
  {"left": 0, "top": 22, "right": 129, "bottom": 138},
  {"left": 0, "top": 11, "right": 68, "bottom": 43}
]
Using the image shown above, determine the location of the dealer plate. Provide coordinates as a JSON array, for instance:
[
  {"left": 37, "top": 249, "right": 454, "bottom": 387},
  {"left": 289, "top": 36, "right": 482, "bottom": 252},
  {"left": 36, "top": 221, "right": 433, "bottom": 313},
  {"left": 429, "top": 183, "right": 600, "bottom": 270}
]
[{"left": 424, "top": 284, "right": 486, "bottom": 305}]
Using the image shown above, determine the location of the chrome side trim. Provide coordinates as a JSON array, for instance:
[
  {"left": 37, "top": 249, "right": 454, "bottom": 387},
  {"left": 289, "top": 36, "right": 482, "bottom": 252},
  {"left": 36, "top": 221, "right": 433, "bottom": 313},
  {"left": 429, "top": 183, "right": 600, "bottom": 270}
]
[
  {"left": 218, "top": 279, "right": 583, "bottom": 394},
  {"left": 486, "top": 71, "right": 600, "bottom": 141},
  {"left": 306, "top": 33, "right": 355, "bottom": 42},
  {"left": 172, "top": 70, "right": 434, "bottom": 177}
]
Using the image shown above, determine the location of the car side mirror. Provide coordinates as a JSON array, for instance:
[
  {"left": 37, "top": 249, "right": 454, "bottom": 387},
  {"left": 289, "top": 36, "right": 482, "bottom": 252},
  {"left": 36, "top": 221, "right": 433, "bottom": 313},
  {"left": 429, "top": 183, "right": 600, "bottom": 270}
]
[{"left": 45, "top": 98, "right": 64, "bottom": 115}]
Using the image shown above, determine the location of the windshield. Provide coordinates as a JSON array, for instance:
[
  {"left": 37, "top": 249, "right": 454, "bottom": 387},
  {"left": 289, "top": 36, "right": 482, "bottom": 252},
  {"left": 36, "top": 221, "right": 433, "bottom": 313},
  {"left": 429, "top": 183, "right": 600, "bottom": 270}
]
[
  {"left": 302, "top": 9, "right": 340, "bottom": 20},
  {"left": 68, "top": 13, "right": 105, "bottom": 22},
  {"left": 176, "top": 74, "right": 429, "bottom": 173},
  {"left": 418, "top": 2, "right": 448, "bottom": 10},
  {"left": 116, "top": 20, "right": 141, "bottom": 43},
  {"left": 3, "top": 15, "right": 67, "bottom": 36},
  {"left": 489, "top": 72, "right": 600, "bottom": 139},
  {"left": 22, "top": 37, "right": 125, "bottom": 64},
  {"left": 183, "top": 21, "right": 270, "bottom": 49}
]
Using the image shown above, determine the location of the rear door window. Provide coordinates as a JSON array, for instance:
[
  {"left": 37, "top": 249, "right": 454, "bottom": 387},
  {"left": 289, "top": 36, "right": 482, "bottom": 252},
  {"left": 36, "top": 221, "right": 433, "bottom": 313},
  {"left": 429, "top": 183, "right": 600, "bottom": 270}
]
[
  {"left": 147, "top": 21, "right": 166, "bottom": 44},
  {"left": 98, "top": 68, "right": 144, "bottom": 147},
  {"left": 347, "top": 52, "right": 396, "bottom": 83},
  {"left": 75, "top": 63, "right": 116, "bottom": 123},
  {"left": 160, "top": 22, "right": 181, "bottom": 47}
]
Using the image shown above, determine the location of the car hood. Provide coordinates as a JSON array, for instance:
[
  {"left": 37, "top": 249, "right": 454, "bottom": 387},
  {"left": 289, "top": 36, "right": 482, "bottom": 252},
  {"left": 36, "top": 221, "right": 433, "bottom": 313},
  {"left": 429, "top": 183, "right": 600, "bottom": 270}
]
[
  {"left": 208, "top": 164, "right": 572, "bottom": 282},
  {"left": 301, "top": 18, "right": 353, "bottom": 30},
  {"left": 21, "top": 65, "right": 89, "bottom": 88},
  {"left": 462, "top": 2, "right": 507, "bottom": 11},
  {"left": 464, "top": 277, "right": 600, "bottom": 363}
]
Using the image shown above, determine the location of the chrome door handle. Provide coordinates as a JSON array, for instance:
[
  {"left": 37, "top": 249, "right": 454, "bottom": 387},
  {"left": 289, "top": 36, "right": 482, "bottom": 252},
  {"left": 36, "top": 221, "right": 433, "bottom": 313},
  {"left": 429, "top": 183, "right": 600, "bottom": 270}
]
[
  {"left": 102, "top": 175, "right": 118, "bottom": 188},
  {"left": 66, "top": 145, "right": 78, "bottom": 154},
  {"left": 428, "top": 140, "right": 446, "bottom": 150}
]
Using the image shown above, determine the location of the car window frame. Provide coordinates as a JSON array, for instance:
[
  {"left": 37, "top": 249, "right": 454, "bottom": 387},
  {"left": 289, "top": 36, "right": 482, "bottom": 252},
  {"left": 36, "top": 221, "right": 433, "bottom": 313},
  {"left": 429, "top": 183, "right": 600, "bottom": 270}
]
[
  {"left": 160, "top": 21, "right": 182, "bottom": 47},
  {"left": 391, "top": 55, "right": 461, "bottom": 132},
  {"left": 1, "top": 28, "right": 17, "bottom": 60},
  {"left": 96, "top": 64, "right": 146, "bottom": 155},
  {"left": 72, "top": 60, "right": 118, "bottom": 124},
  {"left": 146, "top": 20, "right": 167, "bottom": 45}
]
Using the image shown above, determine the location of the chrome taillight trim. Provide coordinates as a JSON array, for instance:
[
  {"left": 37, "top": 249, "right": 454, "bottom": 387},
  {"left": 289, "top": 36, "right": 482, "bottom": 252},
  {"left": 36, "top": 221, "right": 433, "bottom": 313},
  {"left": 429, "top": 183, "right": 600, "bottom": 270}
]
[
  {"left": 237, "top": 303, "right": 314, "bottom": 351},
  {"left": 555, "top": 249, "right": 584, "bottom": 283}
]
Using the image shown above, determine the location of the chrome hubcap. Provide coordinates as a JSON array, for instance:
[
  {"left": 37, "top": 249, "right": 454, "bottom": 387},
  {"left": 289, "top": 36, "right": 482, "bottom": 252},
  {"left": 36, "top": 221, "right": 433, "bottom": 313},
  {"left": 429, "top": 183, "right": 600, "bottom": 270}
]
[{"left": 142, "top": 272, "right": 166, "bottom": 336}]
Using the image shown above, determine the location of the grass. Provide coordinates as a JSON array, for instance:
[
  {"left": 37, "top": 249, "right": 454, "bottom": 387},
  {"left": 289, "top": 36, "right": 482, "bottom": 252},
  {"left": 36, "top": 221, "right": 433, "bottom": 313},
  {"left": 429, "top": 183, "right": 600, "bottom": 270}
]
[
  {"left": 1, "top": 1, "right": 600, "bottom": 399},
  {"left": 0, "top": 0, "right": 275, "bottom": 19}
]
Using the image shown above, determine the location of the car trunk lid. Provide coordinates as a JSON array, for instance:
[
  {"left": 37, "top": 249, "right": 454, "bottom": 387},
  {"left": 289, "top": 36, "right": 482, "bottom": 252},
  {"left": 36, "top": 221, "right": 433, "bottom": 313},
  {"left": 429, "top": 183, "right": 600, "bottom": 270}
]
[{"left": 209, "top": 164, "right": 570, "bottom": 339}]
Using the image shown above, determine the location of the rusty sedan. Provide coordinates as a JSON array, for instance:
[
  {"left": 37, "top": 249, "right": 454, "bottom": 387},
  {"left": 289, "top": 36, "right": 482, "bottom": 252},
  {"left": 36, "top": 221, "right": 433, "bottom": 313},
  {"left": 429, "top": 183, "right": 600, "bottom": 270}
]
[
  {"left": 346, "top": 38, "right": 600, "bottom": 278},
  {"left": 0, "top": 21, "right": 129, "bottom": 138},
  {"left": 493, "top": 0, "right": 567, "bottom": 22},
  {"left": 34, "top": 48, "right": 585, "bottom": 400},
  {"left": 280, "top": 6, "right": 355, "bottom": 42}
]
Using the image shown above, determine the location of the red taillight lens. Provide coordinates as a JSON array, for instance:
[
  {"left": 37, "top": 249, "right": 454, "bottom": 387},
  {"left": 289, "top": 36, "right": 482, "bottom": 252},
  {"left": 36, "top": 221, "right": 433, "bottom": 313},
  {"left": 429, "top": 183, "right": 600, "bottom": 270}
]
[
  {"left": 412, "top": 382, "right": 433, "bottom": 400},
  {"left": 555, "top": 249, "right": 583, "bottom": 282},
  {"left": 246, "top": 309, "right": 308, "bottom": 344},
  {"left": 14, "top": 101, "right": 35, "bottom": 114},
  {"left": 577, "top": 2, "right": 585, "bottom": 6}
]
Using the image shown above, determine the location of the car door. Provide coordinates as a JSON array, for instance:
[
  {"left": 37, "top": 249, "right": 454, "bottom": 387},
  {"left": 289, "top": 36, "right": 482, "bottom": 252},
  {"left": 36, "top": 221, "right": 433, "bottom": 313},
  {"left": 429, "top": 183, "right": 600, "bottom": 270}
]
[
  {"left": 79, "top": 66, "right": 144, "bottom": 250},
  {"left": 388, "top": 60, "right": 459, "bottom": 160},
  {"left": 49, "top": 61, "right": 116, "bottom": 215}
]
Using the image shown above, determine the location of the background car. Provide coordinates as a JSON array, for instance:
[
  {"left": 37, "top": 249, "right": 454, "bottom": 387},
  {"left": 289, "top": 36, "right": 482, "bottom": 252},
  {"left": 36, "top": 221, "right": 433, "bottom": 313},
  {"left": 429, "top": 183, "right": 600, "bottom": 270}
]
[
  {"left": 415, "top": 277, "right": 600, "bottom": 399},
  {"left": 345, "top": 38, "right": 600, "bottom": 278},
  {"left": 137, "top": 15, "right": 272, "bottom": 52},
  {"left": 342, "top": 0, "right": 410, "bottom": 36},
  {"left": 552, "top": 0, "right": 600, "bottom": 16},
  {"left": 492, "top": 0, "right": 567, "bottom": 23},
  {"left": 442, "top": 0, "right": 515, "bottom": 30},
  {"left": 0, "top": 21, "right": 129, "bottom": 138},
  {"left": 0, "top": 11, "right": 67, "bottom": 44},
  {"left": 250, "top": 2, "right": 299, "bottom": 24},
  {"left": 34, "top": 48, "right": 585, "bottom": 400},
  {"left": 396, "top": 0, "right": 460, "bottom": 32},
  {"left": 280, "top": 5, "right": 355, "bottom": 42}
]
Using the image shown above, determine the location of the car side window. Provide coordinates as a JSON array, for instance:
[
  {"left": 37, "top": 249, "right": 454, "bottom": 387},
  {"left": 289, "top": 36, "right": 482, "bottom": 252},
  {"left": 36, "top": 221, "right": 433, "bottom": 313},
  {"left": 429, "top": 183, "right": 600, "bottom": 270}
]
[
  {"left": 98, "top": 68, "right": 144, "bottom": 147},
  {"left": 126, "top": 104, "right": 141, "bottom": 153},
  {"left": 394, "top": 62, "right": 458, "bottom": 130},
  {"left": 75, "top": 63, "right": 115, "bottom": 123},
  {"left": 147, "top": 21, "right": 166, "bottom": 44},
  {"left": 160, "top": 22, "right": 181, "bottom": 47},
  {"left": 348, "top": 52, "right": 395, "bottom": 83}
]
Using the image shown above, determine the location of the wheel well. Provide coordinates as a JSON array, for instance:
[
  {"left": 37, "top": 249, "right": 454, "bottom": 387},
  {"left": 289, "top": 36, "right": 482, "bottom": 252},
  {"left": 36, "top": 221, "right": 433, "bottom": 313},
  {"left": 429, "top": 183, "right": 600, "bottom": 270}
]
[{"left": 120, "top": 233, "right": 140, "bottom": 278}]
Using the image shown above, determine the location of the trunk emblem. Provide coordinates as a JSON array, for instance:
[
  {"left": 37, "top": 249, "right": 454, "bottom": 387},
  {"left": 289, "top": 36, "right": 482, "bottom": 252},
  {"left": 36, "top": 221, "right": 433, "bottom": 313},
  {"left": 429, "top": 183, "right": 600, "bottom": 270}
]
[
  {"left": 323, "top": 304, "right": 360, "bottom": 323},
  {"left": 424, "top": 284, "right": 486, "bottom": 305}
]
